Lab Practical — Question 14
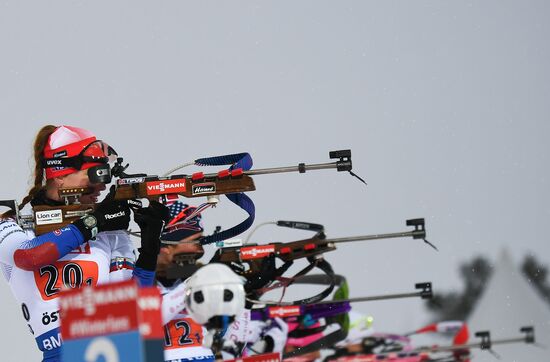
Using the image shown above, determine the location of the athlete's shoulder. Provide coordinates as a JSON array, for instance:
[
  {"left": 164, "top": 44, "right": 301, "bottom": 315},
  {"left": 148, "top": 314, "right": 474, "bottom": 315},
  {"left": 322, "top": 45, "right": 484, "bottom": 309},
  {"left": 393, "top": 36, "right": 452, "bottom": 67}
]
[
  {"left": 0, "top": 218, "right": 32, "bottom": 265},
  {"left": 0, "top": 218, "right": 27, "bottom": 244}
]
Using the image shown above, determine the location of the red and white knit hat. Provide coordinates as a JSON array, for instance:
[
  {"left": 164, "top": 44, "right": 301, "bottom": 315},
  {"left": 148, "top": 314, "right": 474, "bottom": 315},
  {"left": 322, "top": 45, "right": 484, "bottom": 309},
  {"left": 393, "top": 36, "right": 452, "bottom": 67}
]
[{"left": 43, "top": 125, "right": 106, "bottom": 179}]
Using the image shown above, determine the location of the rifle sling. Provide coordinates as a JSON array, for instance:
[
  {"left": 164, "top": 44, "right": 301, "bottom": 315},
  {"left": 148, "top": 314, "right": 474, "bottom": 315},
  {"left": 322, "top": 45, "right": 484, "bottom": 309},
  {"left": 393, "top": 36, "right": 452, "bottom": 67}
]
[
  {"left": 259, "top": 257, "right": 337, "bottom": 305},
  {"left": 292, "top": 274, "right": 346, "bottom": 287},
  {"left": 197, "top": 153, "right": 256, "bottom": 245},
  {"left": 199, "top": 192, "right": 255, "bottom": 245}
]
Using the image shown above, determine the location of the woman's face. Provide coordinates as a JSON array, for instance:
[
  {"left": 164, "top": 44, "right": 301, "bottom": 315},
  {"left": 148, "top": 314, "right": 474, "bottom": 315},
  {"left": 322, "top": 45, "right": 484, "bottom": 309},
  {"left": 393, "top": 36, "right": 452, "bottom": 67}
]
[{"left": 53, "top": 169, "right": 106, "bottom": 203}]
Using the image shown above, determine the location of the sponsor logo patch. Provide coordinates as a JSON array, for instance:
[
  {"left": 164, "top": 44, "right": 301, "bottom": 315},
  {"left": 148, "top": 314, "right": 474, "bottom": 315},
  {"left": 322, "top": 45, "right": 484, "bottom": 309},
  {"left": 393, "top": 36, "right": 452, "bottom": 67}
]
[
  {"left": 104, "top": 211, "right": 126, "bottom": 219},
  {"left": 240, "top": 245, "right": 276, "bottom": 260},
  {"left": 268, "top": 306, "right": 301, "bottom": 318},
  {"left": 45, "top": 159, "right": 63, "bottom": 166},
  {"left": 216, "top": 238, "right": 243, "bottom": 248},
  {"left": 53, "top": 150, "right": 67, "bottom": 158},
  {"left": 146, "top": 180, "right": 187, "bottom": 195},
  {"left": 127, "top": 199, "right": 142, "bottom": 208},
  {"left": 35, "top": 210, "right": 63, "bottom": 225},
  {"left": 192, "top": 183, "right": 216, "bottom": 196},
  {"left": 117, "top": 177, "right": 146, "bottom": 185},
  {"left": 41, "top": 310, "right": 60, "bottom": 326}
]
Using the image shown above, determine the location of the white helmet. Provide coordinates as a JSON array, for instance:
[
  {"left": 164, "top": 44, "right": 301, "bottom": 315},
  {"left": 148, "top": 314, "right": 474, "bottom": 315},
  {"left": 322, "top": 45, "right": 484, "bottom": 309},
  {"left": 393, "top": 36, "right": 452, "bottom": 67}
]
[{"left": 185, "top": 263, "right": 245, "bottom": 326}]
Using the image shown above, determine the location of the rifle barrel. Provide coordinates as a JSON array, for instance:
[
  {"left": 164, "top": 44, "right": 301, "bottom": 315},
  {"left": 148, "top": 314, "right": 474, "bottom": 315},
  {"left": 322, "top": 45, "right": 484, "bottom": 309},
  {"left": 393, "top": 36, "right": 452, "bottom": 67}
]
[
  {"left": 416, "top": 336, "right": 528, "bottom": 353},
  {"left": 198, "top": 161, "right": 340, "bottom": 179},
  {"left": 325, "top": 230, "right": 425, "bottom": 244},
  {"left": 244, "top": 161, "right": 340, "bottom": 176},
  {"left": 491, "top": 337, "right": 530, "bottom": 346},
  {"left": 251, "top": 282, "right": 431, "bottom": 307},
  {"left": 256, "top": 292, "right": 422, "bottom": 307},
  {"left": 343, "top": 291, "right": 426, "bottom": 303}
]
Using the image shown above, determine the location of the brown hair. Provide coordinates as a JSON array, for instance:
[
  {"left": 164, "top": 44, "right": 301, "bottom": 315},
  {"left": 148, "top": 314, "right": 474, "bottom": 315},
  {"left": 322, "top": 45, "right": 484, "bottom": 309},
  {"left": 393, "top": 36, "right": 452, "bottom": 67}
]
[
  {"left": 1, "top": 125, "right": 57, "bottom": 219},
  {"left": 20, "top": 125, "right": 58, "bottom": 208}
]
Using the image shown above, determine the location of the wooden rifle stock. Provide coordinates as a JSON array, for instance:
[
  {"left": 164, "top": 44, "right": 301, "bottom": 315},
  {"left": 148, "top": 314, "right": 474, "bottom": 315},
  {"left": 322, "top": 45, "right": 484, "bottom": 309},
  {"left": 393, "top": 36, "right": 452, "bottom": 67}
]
[
  {"left": 32, "top": 188, "right": 96, "bottom": 235},
  {"left": 33, "top": 204, "right": 95, "bottom": 235},
  {"left": 113, "top": 173, "right": 256, "bottom": 200},
  {"left": 212, "top": 235, "right": 335, "bottom": 278}
]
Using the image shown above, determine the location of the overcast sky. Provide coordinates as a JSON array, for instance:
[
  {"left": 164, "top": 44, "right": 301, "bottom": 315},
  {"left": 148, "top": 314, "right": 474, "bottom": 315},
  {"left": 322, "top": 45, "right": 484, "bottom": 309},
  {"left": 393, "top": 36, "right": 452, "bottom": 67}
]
[{"left": 1, "top": 1, "right": 549, "bottom": 360}]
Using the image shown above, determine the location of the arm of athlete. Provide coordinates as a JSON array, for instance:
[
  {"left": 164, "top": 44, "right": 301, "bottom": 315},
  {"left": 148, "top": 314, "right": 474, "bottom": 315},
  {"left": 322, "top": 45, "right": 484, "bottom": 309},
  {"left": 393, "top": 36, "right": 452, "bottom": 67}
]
[
  {"left": 9, "top": 195, "right": 130, "bottom": 271},
  {"left": 0, "top": 219, "right": 32, "bottom": 267},
  {"left": 132, "top": 201, "right": 170, "bottom": 286},
  {"left": 160, "top": 280, "right": 188, "bottom": 325}
]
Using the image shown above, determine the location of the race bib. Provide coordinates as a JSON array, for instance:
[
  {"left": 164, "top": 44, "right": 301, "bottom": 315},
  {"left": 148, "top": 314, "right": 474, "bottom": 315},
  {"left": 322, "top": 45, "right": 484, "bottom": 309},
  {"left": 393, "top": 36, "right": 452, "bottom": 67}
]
[
  {"left": 164, "top": 317, "right": 204, "bottom": 349},
  {"left": 34, "top": 260, "right": 99, "bottom": 301}
]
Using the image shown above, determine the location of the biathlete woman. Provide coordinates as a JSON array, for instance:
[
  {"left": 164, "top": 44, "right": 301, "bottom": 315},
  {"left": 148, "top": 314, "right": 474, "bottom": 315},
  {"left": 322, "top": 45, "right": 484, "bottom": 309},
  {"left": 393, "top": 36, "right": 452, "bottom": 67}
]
[{"left": 0, "top": 125, "right": 168, "bottom": 362}]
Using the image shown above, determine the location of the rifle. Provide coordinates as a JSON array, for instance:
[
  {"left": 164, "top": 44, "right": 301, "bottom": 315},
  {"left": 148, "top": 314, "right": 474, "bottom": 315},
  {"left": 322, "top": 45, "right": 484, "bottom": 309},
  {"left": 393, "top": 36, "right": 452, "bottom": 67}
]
[
  {"left": 411, "top": 327, "right": 536, "bottom": 361},
  {"left": 3, "top": 150, "right": 361, "bottom": 237},
  {"left": 324, "top": 327, "right": 536, "bottom": 362},
  {"left": 250, "top": 282, "right": 433, "bottom": 321},
  {"left": 210, "top": 218, "right": 434, "bottom": 304},
  {"left": 251, "top": 282, "right": 432, "bottom": 360},
  {"left": 417, "top": 327, "right": 535, "bottom": 354}
]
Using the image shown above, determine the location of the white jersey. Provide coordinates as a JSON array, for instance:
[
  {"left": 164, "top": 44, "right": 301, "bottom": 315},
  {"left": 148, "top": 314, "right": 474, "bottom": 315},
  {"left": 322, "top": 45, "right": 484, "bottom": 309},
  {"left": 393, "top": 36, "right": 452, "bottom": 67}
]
[
  {"left": 0, "top": 219, "right": 135, "bottom": 361},
  {"left": 158, "top": 279, "right": 215, "bottom": 362}
]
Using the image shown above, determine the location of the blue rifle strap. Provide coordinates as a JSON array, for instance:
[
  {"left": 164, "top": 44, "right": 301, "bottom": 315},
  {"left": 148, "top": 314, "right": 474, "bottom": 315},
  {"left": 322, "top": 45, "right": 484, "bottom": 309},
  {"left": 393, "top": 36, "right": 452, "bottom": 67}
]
[
  {"left": 195, "top": 153, "right": 252, "bottom": 170},
  {"left": 194, "top": 153, "right": 255, "bottom": 245}
]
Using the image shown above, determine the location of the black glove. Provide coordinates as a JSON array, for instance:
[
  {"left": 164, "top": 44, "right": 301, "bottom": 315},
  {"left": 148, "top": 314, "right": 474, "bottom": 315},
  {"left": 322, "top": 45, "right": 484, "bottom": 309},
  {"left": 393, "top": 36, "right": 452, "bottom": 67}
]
[
  {"left": 134, "top": 201, "right": 170, "bottom": 271},
  {"left": 73, "top": 186, "right": 131, "bottom": 240}
]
